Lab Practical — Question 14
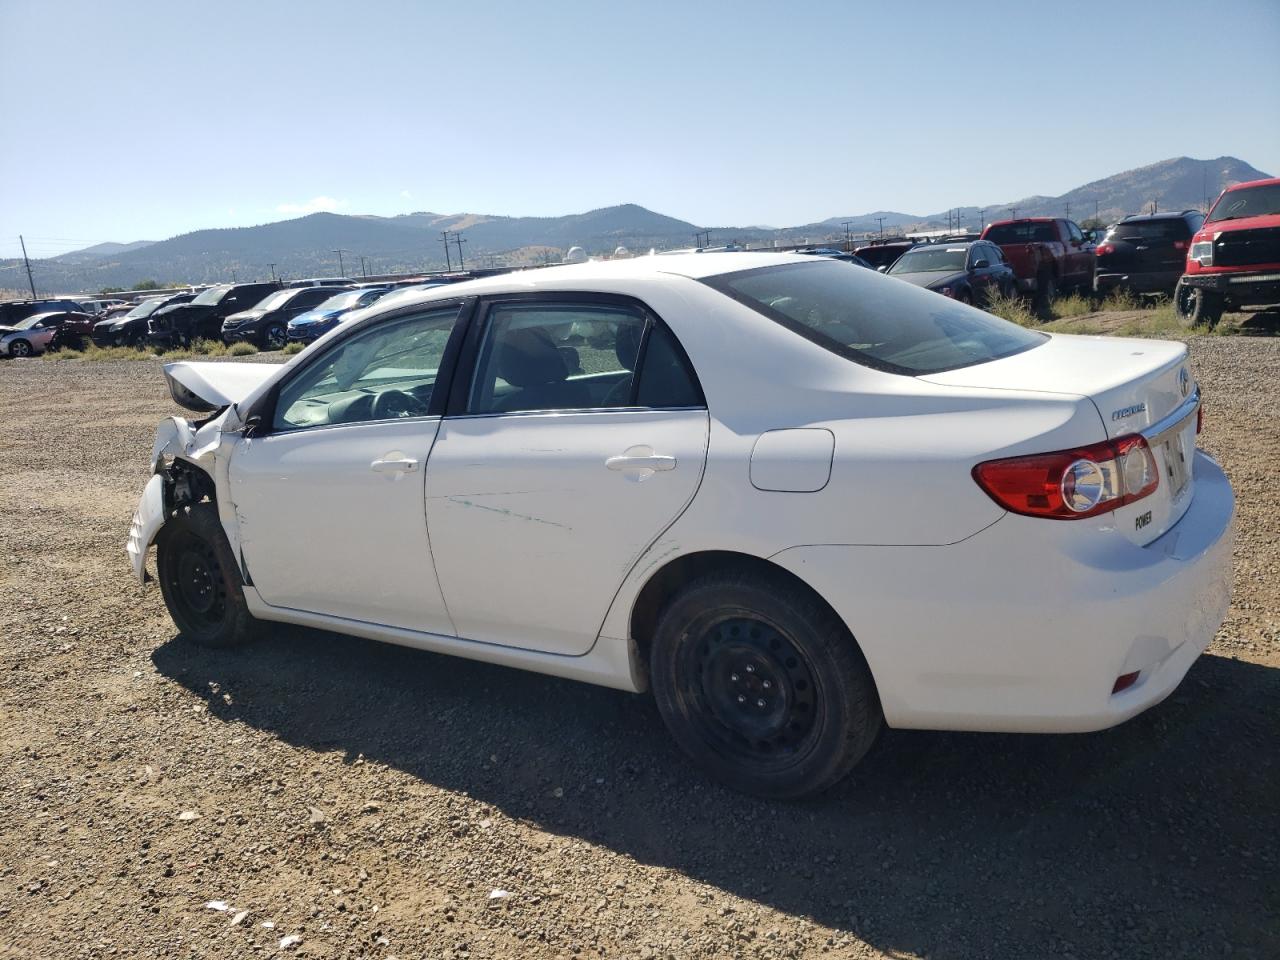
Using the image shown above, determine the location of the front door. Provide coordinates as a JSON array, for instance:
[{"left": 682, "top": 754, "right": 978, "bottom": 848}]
[
  {"left": 425, "top": 296, "right": 710, "bottom": 655},
  {"left": 229, "top": 305, "right": 464, "bottom": 635}
]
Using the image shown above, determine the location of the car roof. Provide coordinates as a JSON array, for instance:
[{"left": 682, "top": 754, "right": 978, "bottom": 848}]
[
  {"left": 1225, "top": 177, "right": 1280, "bottom": 191},
  {"left": 345, "top": 253, "right": 810, "bottom": 315}
]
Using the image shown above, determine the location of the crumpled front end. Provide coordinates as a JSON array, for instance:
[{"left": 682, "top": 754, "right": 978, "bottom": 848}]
[{"left": 127, "top": 474, "right": 166, "bottom": 584}]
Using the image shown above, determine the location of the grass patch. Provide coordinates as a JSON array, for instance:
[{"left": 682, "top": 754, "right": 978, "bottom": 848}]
[
  {"left": 984, "top": 289, "right": 1038, "bottom": 327},
  {"left": 1047, "top": 292, "right": 1096, "bottom": 319},
  {"left": 227, "top": 342, "right": 260, "bottom": 356},
  {"left": 40, "top": 343, "right": 154, "bottom": 362},
  {"left": 282, "top": 342, "right": 306, "bottom": 356},
  {"left": 158, "top": 338, "right": 229, "bottom": 360}
]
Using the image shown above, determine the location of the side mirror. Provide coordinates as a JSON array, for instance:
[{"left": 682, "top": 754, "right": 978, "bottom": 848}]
[
  {"left": 973, "top": 259, "right": 990, "bottom": 269},
  {"left": 877, "top": 265, "right": 889, "bottom": 273}
]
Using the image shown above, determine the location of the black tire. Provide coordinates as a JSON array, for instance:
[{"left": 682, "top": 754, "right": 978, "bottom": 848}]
[
  {"left": 156, "top": 503, "right": 258, "bottom": 648},
  {"left": 9, "top": 339, "right": 33, "bottom": 358},
  {"left": 957, "top": 289, "right": 973, "bottom": 305},
  {"left": 1174, "top": 279, "right": 1224, "bottom": 329},
  {"left": 649, "top": 570, "right": 882, "bottom": 799},
  {"left": 1035, "top": 270, "right": 1057, "bottom": 308},
  {"left": 262, "top": 323, "right": 286, "bottom": 350}
]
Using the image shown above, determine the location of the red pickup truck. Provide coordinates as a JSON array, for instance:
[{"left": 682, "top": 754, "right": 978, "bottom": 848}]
[
  {"left": 1174, "top": 177, "right": 1280, "bottom": 328},
  {"left": 980, "top": 217, "right": 1096, "bottom": 304}
]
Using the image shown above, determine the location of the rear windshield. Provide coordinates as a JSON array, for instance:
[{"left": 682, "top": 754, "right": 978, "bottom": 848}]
[
  {"left": 1207, "top": 182, "right": 1280, "bottom": 223},
  {"left": 705, "top": 260, "right": 1045, "bottom": 376},
  {"left": 985, "top": 222, "right": 1056, "bottom": 244},
  {"left": 1108, "top": 220, "right": 1188, "bottom": 240},
  {"left": 889, "top": 247, "right": 967, "bottom": 273}
]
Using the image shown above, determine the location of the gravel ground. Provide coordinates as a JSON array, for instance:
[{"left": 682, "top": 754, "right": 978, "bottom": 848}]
[{"left": 1, "top": 336, "right": 1278, "bottom": 960}]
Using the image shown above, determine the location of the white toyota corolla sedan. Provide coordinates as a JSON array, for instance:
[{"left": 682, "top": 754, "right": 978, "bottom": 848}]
[{"left": 128, "top": 253, "right": 1234, "bottom": 797}]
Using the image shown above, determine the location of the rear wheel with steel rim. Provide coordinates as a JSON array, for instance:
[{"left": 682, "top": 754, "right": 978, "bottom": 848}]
[
  {"left": 650, "top": 570, "right": 882, "bottom": 798},
  {"left": 156, "top": 502, "right": 258, "bottom": 648}
]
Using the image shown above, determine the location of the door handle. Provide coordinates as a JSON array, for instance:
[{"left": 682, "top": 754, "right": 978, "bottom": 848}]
[
  {"left": 370, "top": 456, "right": 419, "bottom": 474},
  {"left": 606, "top": 447, "right": 676, "bottom": 474}
]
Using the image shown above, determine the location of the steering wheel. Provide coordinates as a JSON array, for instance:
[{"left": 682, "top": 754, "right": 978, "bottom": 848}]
[{"left": 370, "top": 389, "right": 430, "bottom": 420}]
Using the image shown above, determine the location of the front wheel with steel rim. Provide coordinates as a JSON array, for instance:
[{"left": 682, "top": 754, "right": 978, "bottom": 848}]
[
  {"left": 156, "top": 502, "right": 258, "bottom": 648},
  {"left": 650, "top": 570, "right": 882, "bottom": 798},
  {"left": 9, "top": 339, "right": 32, "bottom": 358}
]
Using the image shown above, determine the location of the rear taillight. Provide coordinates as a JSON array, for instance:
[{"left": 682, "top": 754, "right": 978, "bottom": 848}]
[
  {"left": 1095, "top": 243, "right": 1114, "bottom": 256},
  {"left": 973, "top": 435, "right": 1159, "bottom": 520},
  {"left": 1173, "top": 240, "right": 1187, "bottom": 251}
]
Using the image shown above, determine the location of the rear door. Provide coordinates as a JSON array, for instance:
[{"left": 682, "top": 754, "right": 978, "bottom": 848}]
[{"left": 424, "top": 294, "right": 710, "bottom": 655}]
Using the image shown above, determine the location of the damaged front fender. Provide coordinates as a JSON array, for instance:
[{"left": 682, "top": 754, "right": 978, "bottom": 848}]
[{"left": 126, "top": 473, "right": 166, "bottom": 585}]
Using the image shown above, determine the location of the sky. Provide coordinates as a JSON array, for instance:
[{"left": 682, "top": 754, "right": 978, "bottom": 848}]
[{"left": 1, "top": 0, "right": 1278, "bottom": 258}]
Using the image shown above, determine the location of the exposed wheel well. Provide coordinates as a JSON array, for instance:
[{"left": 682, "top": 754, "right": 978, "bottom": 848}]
[{"left": 628, "top": 550, "right": 871, "bottom": 687}]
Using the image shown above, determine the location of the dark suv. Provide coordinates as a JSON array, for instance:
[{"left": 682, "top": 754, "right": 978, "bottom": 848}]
[
  {"left": 147, "top": 281, "right": 280, "bottom": 348},
  {"left": 1094, "top": 211, "right": 1204, "bottom": 296},
  {"left": 0, "top": 298, "right": 87, "bottom": 330},
  {"left": 221, "top": 285, "right": 352, "bottom": 348}
]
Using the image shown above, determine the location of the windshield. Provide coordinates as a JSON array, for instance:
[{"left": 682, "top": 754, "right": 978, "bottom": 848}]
[
  {"left": 704, "top": 260, "right": 1045, "bottom": 376},
  {"left": 192, "top": 286, "right": 230, "bottom": 306},
  {"left": 253, "top": 289, "right": 297, "bottom": 312},
  {"left": 314, "top": 290, "right": 367, "bottom": 312},
  {"left": 984, "top": 222, "right": 1056, "bottom": 244},
  {"left": 1207, "top": 183, "right": 1280, "bottom": 223},
  {"left": 889, "top": 247, "right": 967, "bottom": 274},
  {"left": 16, "top": 313, "right": 57, "bottom": 330},
  {"left": 125, "top": 298, "right": 165, "bottom": 320}
]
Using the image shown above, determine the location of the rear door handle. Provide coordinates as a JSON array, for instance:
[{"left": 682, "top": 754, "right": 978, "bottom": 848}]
[
  {"left": 371, "top": 456, "right": 419, "bottom": 474},
  {"left": 606, "top": 454, "right": 676, "bottom": 471},
  {"left": 606, "top": 446, "right": 677, "bottom": 480}
]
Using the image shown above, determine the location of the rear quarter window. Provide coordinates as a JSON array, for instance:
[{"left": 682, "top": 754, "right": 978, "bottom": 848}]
[{"left": 704, "top": 260, "right": 1046, "bottom": 376}]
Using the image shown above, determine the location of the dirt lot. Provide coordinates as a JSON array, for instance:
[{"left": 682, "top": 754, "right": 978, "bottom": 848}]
[{"left": 1, "top": 336, "right": 1278, "bottom": 960}]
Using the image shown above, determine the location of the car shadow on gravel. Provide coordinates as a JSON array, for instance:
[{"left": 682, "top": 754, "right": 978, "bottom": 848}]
[{"left": 153, "top": 627, "right": 1280, "bottom": 960}]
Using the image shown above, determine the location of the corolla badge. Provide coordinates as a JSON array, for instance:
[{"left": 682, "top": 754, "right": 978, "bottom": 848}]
[
  {"left": 1179, "top": 367, "right": 1190, "bottom": 398},
  {"left": 1111, "top": 402, "right": 1146, "bottom": 422}
]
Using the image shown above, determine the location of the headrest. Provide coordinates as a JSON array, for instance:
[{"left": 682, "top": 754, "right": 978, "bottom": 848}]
[{"left": 497, "top": 327, "right": 567, "bottom": 387}]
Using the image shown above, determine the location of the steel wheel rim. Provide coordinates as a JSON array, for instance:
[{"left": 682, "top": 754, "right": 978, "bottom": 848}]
[
  {"left": 166, "top": 533, "right": 228, "bottom": 630},
  {"left": 691, "top": 616, "right": 819, "bottom": 763}
]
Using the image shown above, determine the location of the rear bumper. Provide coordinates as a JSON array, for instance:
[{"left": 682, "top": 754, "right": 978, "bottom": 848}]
[
  {"left": 1181, "top": 270, "right": 1280, "bottom": 305},
  {"left": 1096, "top": 269, "right": 1181, "bottom": 294},
  {"left": 771, "top": 451, "right": 1234, "bottom": 733}
]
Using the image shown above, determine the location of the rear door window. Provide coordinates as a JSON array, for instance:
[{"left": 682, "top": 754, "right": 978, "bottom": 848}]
[{"left": 705, "top": 260, "right": 1045, "bottom": 376}]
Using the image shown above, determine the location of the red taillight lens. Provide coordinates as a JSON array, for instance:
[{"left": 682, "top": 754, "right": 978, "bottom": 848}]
[
  {"left": 1112, "top": 671, "right": 1140, "bottom": 694},
  {"left": 1173, "top": 240, "right": 1187, "bottom": 250},
  {"left": 972, "top": 435, "right": 1159, "bottom": 520},
  {"left": 1096, "top": 243, "right": 1114, "bottom": 256}
]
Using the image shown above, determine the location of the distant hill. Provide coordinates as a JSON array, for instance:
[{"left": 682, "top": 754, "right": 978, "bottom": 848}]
[
  {"left": 3, "top": 156, "right": 1270, "bottom": 294},
  {"left": 56, "top": 240, "right": 155, "bottom": 264}
]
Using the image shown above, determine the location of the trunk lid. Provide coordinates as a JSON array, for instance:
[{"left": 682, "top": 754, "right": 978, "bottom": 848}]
[{"left": 923, "top": 334, "right": 1199, "bottom": 545}]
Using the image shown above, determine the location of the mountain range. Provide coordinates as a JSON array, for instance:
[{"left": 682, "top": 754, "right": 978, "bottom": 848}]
[{"left": 2, "top": 156, "right": 1270, "bottom": 295}]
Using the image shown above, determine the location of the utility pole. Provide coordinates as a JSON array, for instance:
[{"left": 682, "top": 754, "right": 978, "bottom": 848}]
[
  {"left": 268, "top": 263, "right": 277, "bottom": 281},
  {"left": 874, "top": 216, "right": 886, "bottom": 238},
  {"left": 231, "top": 268, "right": 237, "bottom": 283},
  {"left": 358, "top": 255, "right": 369, "bottom": 278},
  {"left": 841, "top": 220, "right": 855, "bottom": 251},
  {"left": 18, "top": 235, "right": 37, "bottom": 298},
  {"left": 1095, "top": 199, "right": 1100, "bottom": 222},
  {"left": 1065, "top": 200, "right": 1071, "bottom": 219},
  {"left": 332, "top": 249, "right": 347, "bottom": 277},
  {"left": 440, "top": 232, "right": 453, "bottom": 270},
  {"left": 1008, "top": 207, "right": 1017, "bottom": 220},
  {"left": 978, "top": 207, "right": 986, "bottom": 231},
  {"left": 453, "top": 233, "right": 467, "bottom": 270}
]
